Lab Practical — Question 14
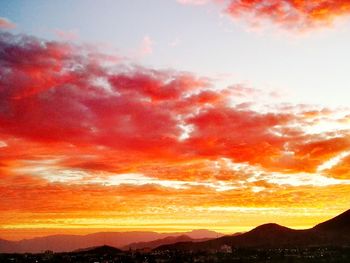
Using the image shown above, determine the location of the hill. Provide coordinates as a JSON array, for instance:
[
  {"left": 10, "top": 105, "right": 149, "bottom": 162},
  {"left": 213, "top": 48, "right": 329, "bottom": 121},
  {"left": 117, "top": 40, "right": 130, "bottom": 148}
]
[
  {"left": 156, "top": 209, "right": 350, "bottom": 251},
  {"left": 313, "top": 209, "right": 350, "bottom": 233},
  {"left": 72, "top": 245, "right": 123, "bottom": 254}
]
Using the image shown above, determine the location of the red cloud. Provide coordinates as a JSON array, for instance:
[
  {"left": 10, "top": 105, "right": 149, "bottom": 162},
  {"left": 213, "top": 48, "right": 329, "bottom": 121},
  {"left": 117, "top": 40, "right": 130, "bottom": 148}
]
[
  {"left": 1, "top": 32, "right": 349, "bottom": 177},
  {"left": 225, "top": 0, "right": 350, "bottom": 30}
]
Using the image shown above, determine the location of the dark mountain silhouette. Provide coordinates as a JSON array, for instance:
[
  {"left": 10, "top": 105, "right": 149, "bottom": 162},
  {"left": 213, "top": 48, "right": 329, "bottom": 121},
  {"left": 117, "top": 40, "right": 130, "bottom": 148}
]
[
  {"left": 72, "top": 245, "right": 122, "bottom": 254},
  {"left": 156, "top": 209, "right": 350, "bottom": 251},
  {"left": 122, "top": 234, "right": 212, "bottom": 250},
  {"left": 0, "top": 229, "right": 222, "bottom": 253},
  {"left": 313, "top": 209, "right": 350, "bottom": 232}
]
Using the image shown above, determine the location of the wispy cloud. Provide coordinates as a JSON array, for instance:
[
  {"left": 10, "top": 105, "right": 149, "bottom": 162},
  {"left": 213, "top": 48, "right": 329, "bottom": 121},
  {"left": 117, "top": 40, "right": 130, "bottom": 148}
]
[
  {"left": 0, "top": 17, "right": 16, "bottom": 29},
  {"left": 177, "top": 0, "right": 209, "bottom": 6},
  {"left": 54, "top": 29, "right": 79, "bottom": 41},
  {"left": 138, "top": 35, "right": 154, "bottom": 57}
]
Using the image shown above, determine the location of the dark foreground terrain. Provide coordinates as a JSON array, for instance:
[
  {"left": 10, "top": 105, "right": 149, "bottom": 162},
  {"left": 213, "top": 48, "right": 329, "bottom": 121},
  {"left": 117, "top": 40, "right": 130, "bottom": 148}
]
[{"left": 1, "top": 245, "right": 350, "bottom": 263}]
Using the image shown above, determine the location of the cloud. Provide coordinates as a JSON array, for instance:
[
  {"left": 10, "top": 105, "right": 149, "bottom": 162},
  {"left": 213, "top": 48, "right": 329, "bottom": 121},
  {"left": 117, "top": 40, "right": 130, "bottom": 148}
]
[
  {"left": 0, "top": 17, "right": 16, "bottom": 29},
  {"left": 178, "top": 0, "right": 350, "bottom": 31},
  {"left": 225, "top": 0, "right": 350, "bottom": 30},
  {"left": 1, "top": 32, "right": 349, "bottom": 173},
  {"left": 54, "top": 29, "right": 79, "bottom": 41},
  {"left": 177, "top": 0, "right": 209, "bottom": 5},
  {"left": 1, "top": 32, "right": 350, "bottom": 235},
  {"left": 138, "top": 35, "right": 154, "bottom": 57}
]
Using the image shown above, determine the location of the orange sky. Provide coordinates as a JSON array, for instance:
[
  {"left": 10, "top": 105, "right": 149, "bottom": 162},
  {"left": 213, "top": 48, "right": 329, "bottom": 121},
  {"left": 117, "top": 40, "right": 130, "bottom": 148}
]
[{"left": 1, "top": 1, "right": 350, "bottom": 241}]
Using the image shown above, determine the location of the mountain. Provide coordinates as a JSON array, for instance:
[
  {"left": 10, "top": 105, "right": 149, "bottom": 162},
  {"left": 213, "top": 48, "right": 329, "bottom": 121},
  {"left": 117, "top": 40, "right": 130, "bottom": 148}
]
[
  {"left": 184, "top": 229, "right": 222, "bottom": 239},
  {"left": 156, "top": 209, "right": 350, "bottom": 251},
  {"left": 73, "top": 245, "right": 123, "bottom": 254},
  {"left": 0, "top": 239, "right": 17, "bottom": 253},
  {"left": 313, "top": 209, "right": 350, "bottom": 233},
  {"left": 0, "top": 229, "right": 223, "bottom": 253},
  {"left": 122, "top": 234, "right": 212, "bottom": 250}
]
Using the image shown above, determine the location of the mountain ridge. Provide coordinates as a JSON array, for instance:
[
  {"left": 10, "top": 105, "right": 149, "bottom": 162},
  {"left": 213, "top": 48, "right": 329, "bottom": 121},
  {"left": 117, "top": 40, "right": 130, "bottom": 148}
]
[{"left": 156, "top": 209, "right": 350, "bottom": 251}]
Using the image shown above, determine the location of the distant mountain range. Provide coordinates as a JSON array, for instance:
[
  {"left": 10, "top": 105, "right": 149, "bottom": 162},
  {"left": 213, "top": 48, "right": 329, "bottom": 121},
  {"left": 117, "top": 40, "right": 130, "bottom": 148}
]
[
  {"left": 0, "top": 229, "right": 222, "bottom": 253},
  {"left": 156, "top": 209, "right": 350, "bottom": 251}
]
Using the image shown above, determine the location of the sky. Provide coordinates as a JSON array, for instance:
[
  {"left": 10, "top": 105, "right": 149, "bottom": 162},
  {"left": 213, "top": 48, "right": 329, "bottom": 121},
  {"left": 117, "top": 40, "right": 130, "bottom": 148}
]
[{"left": 0, "top": 0, "right": 350, "bottom": 240}]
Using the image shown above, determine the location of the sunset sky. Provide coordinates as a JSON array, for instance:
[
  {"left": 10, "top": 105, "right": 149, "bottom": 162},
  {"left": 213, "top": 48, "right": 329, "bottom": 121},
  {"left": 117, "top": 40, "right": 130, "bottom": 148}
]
[{"left": 1, "top": 0, "right": 350, "bottom": 241}]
